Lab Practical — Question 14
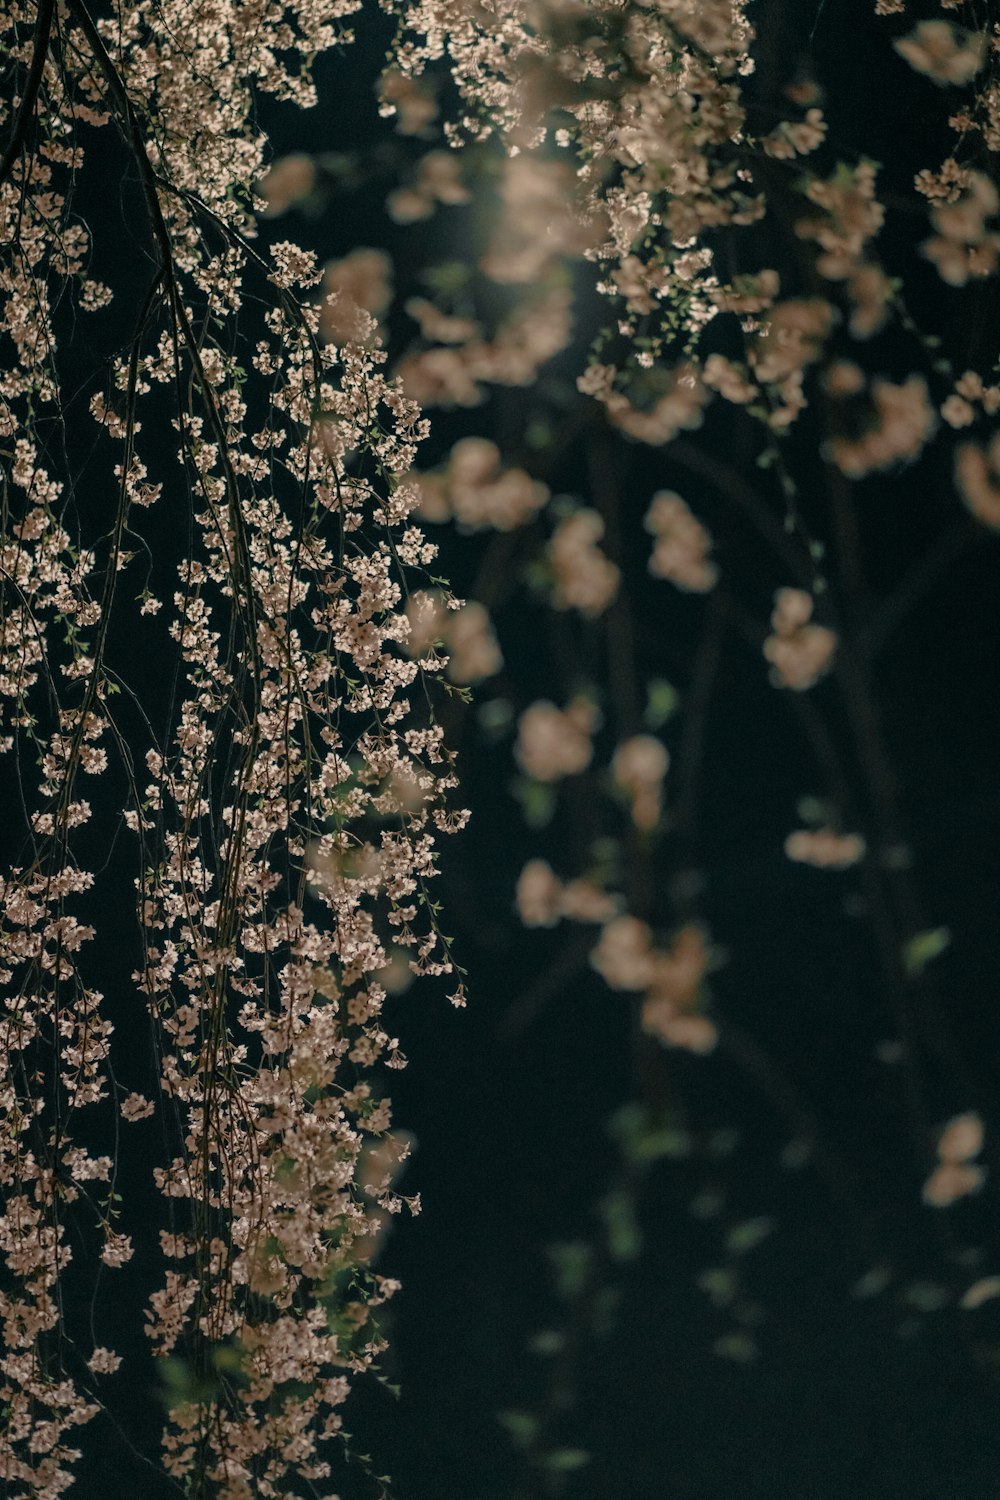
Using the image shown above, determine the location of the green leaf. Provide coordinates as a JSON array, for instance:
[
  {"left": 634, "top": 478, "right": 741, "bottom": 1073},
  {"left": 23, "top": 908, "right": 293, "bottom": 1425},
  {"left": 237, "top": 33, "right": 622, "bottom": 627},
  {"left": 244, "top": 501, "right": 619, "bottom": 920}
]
[
  {"left": 903, "top": 927, "right": 950, "bottom": 977},
  {"left": 511, "top": 777, "right": 556, "bottom": 829},
  {"left": 601, "top": 1191, "right": 642, "bottom": 1263},
  {"left": 643, "top": 677, "right": 679, "bottom": 729},
  {"left": 498, "top": 1410, "right": 539, "bottom": 1449},
  {"left": 903, "top": 1281, "right": 949, "bottom": 1313},
  {"left": 543, "top": 1449, "right": 591, "bottom": 1473},
  {"left": 851, "top": 1263, "right": 892, "bottom": 1299},
  {"left": 528, "top": 1329, "right": 564, "bottom": 1357},
  {"left": 698, "top": 1267, "right": 736, "bottom": 1306},
  {"left": 780, "top": 1137, "right": 811, "bottom": 1170},
  {"left": 608, "top": 1101, "right": 690, "bottom": 1162},
  {"left": 714, "top": 1332, "right": 758, "bottom": 1363},
  {"left": 548, "top": 1241, "right": 591, "bottom": 1300},
  {"left": 726, "top": 1217, "right": 774, "bottom": 1256}
]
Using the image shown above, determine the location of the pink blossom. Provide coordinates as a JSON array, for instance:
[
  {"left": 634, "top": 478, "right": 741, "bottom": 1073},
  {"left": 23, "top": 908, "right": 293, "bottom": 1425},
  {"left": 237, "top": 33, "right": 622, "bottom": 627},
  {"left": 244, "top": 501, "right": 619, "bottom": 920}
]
[
  {"left": 644, "top": 492, "right": 717, "bottom": 593},
  {"left": 784, "top": 829, "right": 866, "bottom": 869},
  {"left": 515, "top": 697, "right": 597, "bottom": 782},
  {"left": 938, "top": 1111, "right": 984, "bottom": 1164},
  {"left": 547, "top": 510, "right": 620, "bottom": 616},
  {"left": 764, "top": 589, "right": 837, "bottom": 690},
  {"left": 922, "top": 1161, "right": 985, "bottom": 1208}
]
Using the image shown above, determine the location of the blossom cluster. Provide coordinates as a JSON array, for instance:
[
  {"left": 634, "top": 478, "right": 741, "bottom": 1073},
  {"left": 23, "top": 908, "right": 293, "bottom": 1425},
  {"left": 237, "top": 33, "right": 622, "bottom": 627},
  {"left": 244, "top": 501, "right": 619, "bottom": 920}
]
[{"left": 0, "top": 1, "right": 462, "bottom": 1492}]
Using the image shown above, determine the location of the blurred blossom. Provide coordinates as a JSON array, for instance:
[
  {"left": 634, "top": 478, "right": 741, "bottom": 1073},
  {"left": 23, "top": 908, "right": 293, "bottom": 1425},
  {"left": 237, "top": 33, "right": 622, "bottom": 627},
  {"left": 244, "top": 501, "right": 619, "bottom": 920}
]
[
  {"left": 593, "top": 918, "right": 716, "bottom": 1053},
  {"left": 411, "top": 438, "right": 549, "bottom": 530},
  {"left": 642, "top": 1006, "right": 718, "bottom": 1054},
  {"left": 515, "top": 696, "right": 597, "bottom": 782},
  {"left": 583, "top": 363, "right": 708, "bottom": 446},
  {"left": 257, "top": 153, "right": 316, "bottom": 216},
  {"left": 319, "top": 249, "right": 393, "bottom": 344},
  {"left": 387, "top": 187, "right": 432, "bottom": 225},
  {"left": 516, "top": 858, "right": 563, "bottom": 927},
  {"left": 923, "top": 172, "right": 1000, "bottom": 286},
  {"left": 377, "top": 950, "right": 416, "bottom": 996},
  {"left": 450, "top": 437, "right": 503, "bottom": 487},
  {"left": 560, "top": 878, "right": 618, "bottom": 924},
  {"left": 590, "top": 915, "right": 655, "bottom": 991},
  {"left": 403, "top": 287, "right": 574, "bottom": 406},
  {"left": 763, "top": 588, "right": 836, "bottom": 691},
  {"left": 451, "top": 452, "right": 548, "bottom": 530},
  {"left": 824, "top": 360, "right": 865, "bottom": 396},
  {"left": 827, "top": 376, "right": 936, "bottom": 476},
  {"left": 894, "top": 22, "right": 986, "bottom": 86},
  {"left": 709, "top": 269, "right": 780, "bottom": 316},
  {"left": 644, "top": 491, "right": 717, "bottom": 593},
  {"left": 922, "top": 1161, "right": 985, "bottom": 1208},
  {"left": 938, "top": 1111, "right": 984, "bottom": 1164},
  {"left": 405, "top": 297, "right": 480, "bottom": 344},
  {"left": 404, "top": 591, "right": 503, "bottom": 681},
  {"left": 406, "top": 470, "right": 450, "bottom": 523},
  {"left": 404, "top": 590, "right": 447, "bottom": 658},
  {"left": 749, "top": 299, "right": 833, "bottom": 385},
  {"left": 941, "top": 394, "right": 975, "bottom": 429},
  {"left": 515, "top": 860, "right": 618, "bottom": 928},
  {"left": 474, "top": 285, "right": 574, "bottom": 385},
  {"left": 420, "top": 151, "right": 471, "bottom": 205},
  {"left": 923, "top": 1111, "right": 985, "bottom": 1207},
  {"left": 784, "top": 829, "right": 866, "bottom": 869},
  {"left": 955, "top": 435, "right": 1000, "bottom": 528},
  {"left": 960, "top": 1277, "right": 1000, "bottom": 1310},
  {"left": 481, "top": 155, "right": 603, "bottom": 284},
  {"left": 762, "top": 108, "right": 827, "bottom": 159},
  {"left": 547, "top": 510, "right": 620, "bottom": 616},
  {"left": 647, "top": 924, "right": 710, "bottom": 1012},
  {"left": 847, "top": 263, "right": 892, "bottom": 339},
  {"left": 954, "top": 370, "right": 1000, "bottom": 414},
  {"left": 702, "top": 353, "right": 758, "bottom": 405},
  {"left": 379, "top": 69, "right": 439, "bottom": 133},
  {"left": 611, "top": 734, "right": 669, "bottom": 831},
  {"left": 389, "top": 150, "right": 470, "bottom": 222},
  {"left": 397, "top": 346, "right": 483, "bottom": 407},
  {"left": 353, "top": 1131, "right": 418, "bottom": 1262},
  {"left": 446, "top": 601, "right": 503, "bottom": 683},
  {"left": 797, "top": 163, "right": 885, "bottom": 284}
]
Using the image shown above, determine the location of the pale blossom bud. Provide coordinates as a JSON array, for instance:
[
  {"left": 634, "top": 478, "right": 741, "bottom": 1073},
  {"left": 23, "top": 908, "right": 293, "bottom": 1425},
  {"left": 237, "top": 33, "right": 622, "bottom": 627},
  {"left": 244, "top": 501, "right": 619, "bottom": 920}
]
[
  {"left": 937, "top": 1111, "right": 984, "bottom": 1164},
  {"left": 960, "top": 1277, "right": 1000, "bottom": 1310},
  {"left": 784, "top": 829, "right": 866, "bottom": 869},
  {"left": 922, "top": 1161, "right": 985, "bottom": 1208}
]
